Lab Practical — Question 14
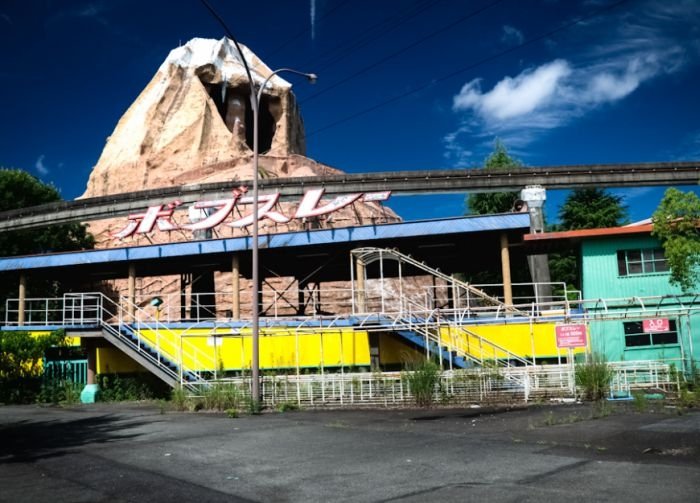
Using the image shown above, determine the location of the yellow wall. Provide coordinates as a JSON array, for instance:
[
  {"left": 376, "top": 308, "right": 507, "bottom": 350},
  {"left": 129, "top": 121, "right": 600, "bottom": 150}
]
[
  {"left": 440, "top": 322, "right": 586, "bottom": 360},
  {"left": 96, "top": 347, "right": 147, "bottom": 374},
  {"left": 136, "top": 327, "right": 371, "bottom": 371},
  {"left": 29, "top": 322, "right": 584, "bottom": 372},
  {"left": 378, "top": 333, "right": 423, "bottom": 365}
]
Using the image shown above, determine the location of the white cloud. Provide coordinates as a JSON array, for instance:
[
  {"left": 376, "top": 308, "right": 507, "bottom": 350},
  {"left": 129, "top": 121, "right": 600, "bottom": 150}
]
[
  {"left": 501, "top": 25, "right": 524, "bottom": 46},
  {"left": 444, "top": 1, "right": 700, "bottom": 165},
  {"left": 453, "top": 60, "right": 571, "bottom": 121},
  {"left": 35, "top": 155, "right": 49, "bottom": 176}
]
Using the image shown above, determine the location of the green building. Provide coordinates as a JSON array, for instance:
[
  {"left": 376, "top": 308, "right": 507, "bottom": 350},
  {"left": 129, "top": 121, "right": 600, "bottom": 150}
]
[{"left": 528, "top": 222, "right": 699, "bottom": 375}]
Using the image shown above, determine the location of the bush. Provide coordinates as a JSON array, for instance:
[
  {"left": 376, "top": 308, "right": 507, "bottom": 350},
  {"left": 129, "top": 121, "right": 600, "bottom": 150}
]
[
  {"left": 202, "top": 383, "right": 241, "bottom": 411},
  {"left": 0, "top": 329, "right": 66, "bottom": 404},
  {"left": 575, "top": 353, "right": 613, "bottom": 401},
  {"left": 403, "top": 359, "right": 441, "bottom": 407},
  {"left": 170, "top": 386, "right": 189, "bottom": 411},
  {"left": 96, "top": 373, "right": 170, "bottom": 401},
  {"left": 277, "top": 401, "right": 299, "bottom": 412}
]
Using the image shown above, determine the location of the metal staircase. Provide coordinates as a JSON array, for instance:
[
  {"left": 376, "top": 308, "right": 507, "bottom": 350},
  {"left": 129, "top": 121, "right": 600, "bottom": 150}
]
[
  {"left": 64, "top": 293, "right": 212, "bottom": 390},
  {"left": 352, "top": 247, "right": 527, "bottom": 316}
]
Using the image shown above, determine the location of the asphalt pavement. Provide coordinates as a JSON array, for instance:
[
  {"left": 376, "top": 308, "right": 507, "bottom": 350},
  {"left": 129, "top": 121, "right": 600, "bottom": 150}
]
[{"left": 1, "top": 402, "right": 698, "bottom": 502}]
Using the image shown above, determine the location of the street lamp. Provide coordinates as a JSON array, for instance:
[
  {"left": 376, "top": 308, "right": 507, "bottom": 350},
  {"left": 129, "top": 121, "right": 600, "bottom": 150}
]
[
  {"left": 250, "top": 68, "right": 316, "bottom": 405},
  {"left": 199, "top": 0, "right": 317, "bottom": 406}
]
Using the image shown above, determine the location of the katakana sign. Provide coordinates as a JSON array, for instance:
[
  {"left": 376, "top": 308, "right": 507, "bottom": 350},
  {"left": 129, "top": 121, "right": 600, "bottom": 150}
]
[{"left": 113, "top": 187, "right": 391, "bottom": 240}]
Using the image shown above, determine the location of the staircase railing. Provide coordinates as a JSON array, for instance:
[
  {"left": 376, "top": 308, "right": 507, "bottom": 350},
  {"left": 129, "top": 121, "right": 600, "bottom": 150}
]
[
  {"left": 57, "top": 292, "right": 214, "bottom": 388},
  {"left": 352, "top": 247, "right": 528, "bottom": 316},
  {"left": 112, "top": 295, "right": 216, "bottom": 386},
  {"left": 399, "top": 296, "right": 532, "bottom": 371}
]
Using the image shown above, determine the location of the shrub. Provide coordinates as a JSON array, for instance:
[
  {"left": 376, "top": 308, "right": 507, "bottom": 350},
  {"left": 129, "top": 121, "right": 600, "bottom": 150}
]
[
  {"left": 632, "top": 391, "right": 648, "bottom": 412},
  {"left": 96, "top": 373, "right": 170, "bottom": 401},
  {"left": 202, "top": 383, "right": 241, "bottom": 411},
  {"left": 575, "top": 353, "right": 613, "bottom": 401},
  {"left": 403, "top": 359, "right": 441, "bottom": 407},
  {"left": 277, "top": 401, "right": 299, "bottom": 412},
  {"left": 170, "top": 386, "right": 189, "bottom": 411}
]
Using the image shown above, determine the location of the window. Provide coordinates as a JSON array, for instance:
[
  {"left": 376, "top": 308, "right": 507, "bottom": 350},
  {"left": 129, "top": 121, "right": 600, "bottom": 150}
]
[
  {"left": 617, "top": 248, "right": 668, "bottom": 276},
  {"left": 623, "top": 320, "right": 678, "bottom": 347}
]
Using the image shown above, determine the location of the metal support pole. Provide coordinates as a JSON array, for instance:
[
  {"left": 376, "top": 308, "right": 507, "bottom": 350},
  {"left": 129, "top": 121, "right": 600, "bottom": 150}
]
[
  {"left": 128, "top": 264, "right": 136, "bottom": 322},
  {"left": 232, "top": 253, "right": 240, "bottom": 320},
  {"left": 18, "top": 273, "right": 26, "bottom": 326},
  {"left": 500, "top": 233, "right": 514, "bottom": 311},
  {"left": 356, "top": 257, "right": 366, "bottom": 313},
  {"left": 86, "top": 339, "right": 97, "bottom": 385}
]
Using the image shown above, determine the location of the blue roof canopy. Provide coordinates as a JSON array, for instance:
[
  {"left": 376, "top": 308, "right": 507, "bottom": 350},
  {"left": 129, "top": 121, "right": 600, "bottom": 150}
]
[{"left": 0, "top": 213, "right": 530, "bottom": 282}]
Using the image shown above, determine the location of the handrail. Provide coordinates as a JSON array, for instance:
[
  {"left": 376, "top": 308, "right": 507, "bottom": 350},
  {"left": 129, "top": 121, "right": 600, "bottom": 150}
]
[
  {"left": 352, "top": 247, "right": 528, "bottom": 315},
  {"left": 114, "top": 295, "right": 215, "bottom": 384}
]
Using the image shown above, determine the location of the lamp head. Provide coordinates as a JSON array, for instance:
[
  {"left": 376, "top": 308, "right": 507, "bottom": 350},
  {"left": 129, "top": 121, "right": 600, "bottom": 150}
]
[{"left": 307, "top": 73, "right": 318, "bottom": 84}]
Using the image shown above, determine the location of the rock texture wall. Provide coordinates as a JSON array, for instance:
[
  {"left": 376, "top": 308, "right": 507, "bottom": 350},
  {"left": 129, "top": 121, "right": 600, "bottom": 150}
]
[{"left": 78, "top": 37, "right": 400, "bottom": 317}]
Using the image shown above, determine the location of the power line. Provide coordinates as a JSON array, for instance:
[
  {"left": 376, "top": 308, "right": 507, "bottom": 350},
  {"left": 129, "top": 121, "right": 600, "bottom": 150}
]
[
  {"left": 300, "top": 0, "right": 505, "bottom": 104},
  {"left": 306, "top": 0, "right": 631, "bottom": 138}
]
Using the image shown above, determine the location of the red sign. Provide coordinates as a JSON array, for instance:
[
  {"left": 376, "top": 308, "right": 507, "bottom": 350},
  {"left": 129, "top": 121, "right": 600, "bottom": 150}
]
[
  {"left": 555, "top": 324, "right": 587, "bottom": 348},
  {"left": 643, "top": 318, "right": 670, "bottom": 333}
]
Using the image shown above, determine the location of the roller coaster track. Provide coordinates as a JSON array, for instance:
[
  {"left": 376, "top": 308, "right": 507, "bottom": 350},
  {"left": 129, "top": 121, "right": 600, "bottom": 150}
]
[{"left": 1, "top": 161, "right": 698, "bottom": 231}]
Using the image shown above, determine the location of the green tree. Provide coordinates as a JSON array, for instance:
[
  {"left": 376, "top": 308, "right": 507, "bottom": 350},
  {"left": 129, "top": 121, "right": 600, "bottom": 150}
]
[
  {"left": 0, "top": 169, "right": 94, "bottom": 256},
  {"left": 0, "top": 329, "right": 66, "bottom": 403},
  {"left": 465, "top": 140, "right": 521, "bottom": 215},
  {"left": 558, "top": 188, "right": 628, "bottom": 230},
  {"left": 0, "top": 169, "right": 95, "bottom": 316},
  {"left": 651, "top": 188, "right": 700, "bottom": 291},
  {"left": 549, "top": 189, "right": 628, "bottom": 291}
]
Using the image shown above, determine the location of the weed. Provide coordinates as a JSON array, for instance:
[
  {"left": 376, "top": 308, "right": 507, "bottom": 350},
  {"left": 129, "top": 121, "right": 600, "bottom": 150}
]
[
  {"left": 678, "top": 389, "right": 697, "bottom": 408},
  {"left": 245, "top": 397, "right": 263, "bottom": 415},
  {"left": 592, "top": 400, "right": 612, "bottom": 419},
  {"left": 575, "top": 353, "right": 613, "bottom": 401},
  {"left": 226, "top": 408, "right": 239, "bottom": 419},
  {"left": 542, "top": 411, "right": 556, "bottom": 426},
  {"left": 202, "top": 383, "right": 241, "bottom": 411},
  {"left": 632, "top": 391, "right": 649, "bottom": 412},
  {"left": 277, "top": 401, "right": 299, "bottom": 412},
  {"left": 402, "top": 358, "right": 440, "bottom": 408},
  {"left": 170, "top": 386, "right": 188, "bottom": 411}
]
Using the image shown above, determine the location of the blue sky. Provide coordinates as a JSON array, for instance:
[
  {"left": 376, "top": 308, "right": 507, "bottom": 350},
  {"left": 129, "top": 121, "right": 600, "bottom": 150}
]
[{"left": 1, "top": 0, "right": 699, "bottom": 224}]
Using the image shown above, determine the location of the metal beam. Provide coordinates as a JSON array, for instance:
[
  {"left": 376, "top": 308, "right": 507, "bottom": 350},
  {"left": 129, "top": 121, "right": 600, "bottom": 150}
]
[{"left": 0, "top": 161, "right": 698, "bottom": 232}]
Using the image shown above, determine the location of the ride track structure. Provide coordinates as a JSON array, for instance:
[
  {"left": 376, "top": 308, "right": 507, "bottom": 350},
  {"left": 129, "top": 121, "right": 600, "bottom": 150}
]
[{"left": 1, "top": 161, "right": 698, "bottom": 231}]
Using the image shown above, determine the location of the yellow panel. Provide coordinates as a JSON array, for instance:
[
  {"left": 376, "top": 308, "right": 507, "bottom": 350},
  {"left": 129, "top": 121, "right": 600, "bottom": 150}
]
[
  {"left": 96, "top": 347, "right": 147, "bottom": 374},
  {"left": 379, "top": 333, "right": 423, "bottom": 364},
  {"left": 439, "top": 322, "right": 586, "bottom": 360},
  {"left": 133, "top": 327, "right": 371, "bottom": 371}
]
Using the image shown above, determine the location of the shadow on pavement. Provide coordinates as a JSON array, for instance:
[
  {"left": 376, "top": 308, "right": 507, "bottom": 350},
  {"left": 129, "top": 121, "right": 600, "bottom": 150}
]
[{"left": 0, "top": 413, "right": 151, "bottom": 463}]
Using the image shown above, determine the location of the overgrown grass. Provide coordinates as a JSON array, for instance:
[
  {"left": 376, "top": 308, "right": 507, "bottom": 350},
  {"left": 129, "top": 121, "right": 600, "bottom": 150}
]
[
  {"left": 96, "top": 373, "right": 170, "bottom": 401},
  {"left": 575, "top": 353, "right": 613, "bottom": 401},
  {"left": 37, "top": 380, "right": 82, "bottom": 405},
  {"left": 202, "top": 383, "right": 242, "bottom": 411},
  {"left": 402, "top": 359, "right": 441, "bottom": 408},
  {"left": 632, "top": 391, "right": 649, "bottom": 412},
  {"left": 277, "top": 401, "right": 299, "bottom": 412}
]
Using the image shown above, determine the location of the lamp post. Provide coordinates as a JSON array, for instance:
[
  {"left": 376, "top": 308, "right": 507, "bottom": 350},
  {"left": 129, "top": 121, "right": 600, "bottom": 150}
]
[
  {"left": 250, "top": 69, "right": 316, "bottom": 405},
  {"left": 199, "top": 0, "right": 316, "bottom": 406}
]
